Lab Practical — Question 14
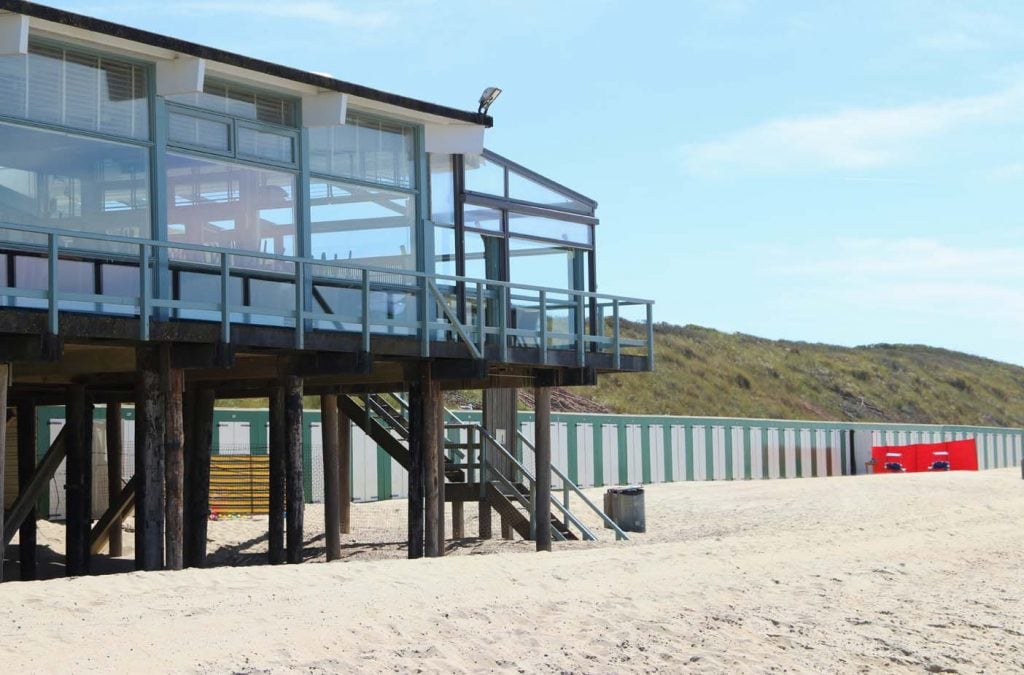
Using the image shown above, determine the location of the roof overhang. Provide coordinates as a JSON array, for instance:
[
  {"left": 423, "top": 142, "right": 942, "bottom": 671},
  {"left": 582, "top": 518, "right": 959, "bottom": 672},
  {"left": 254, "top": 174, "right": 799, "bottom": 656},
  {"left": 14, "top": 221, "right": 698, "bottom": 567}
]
[{"left": 0, "top": 0, "right": 494, "bottom": 130}]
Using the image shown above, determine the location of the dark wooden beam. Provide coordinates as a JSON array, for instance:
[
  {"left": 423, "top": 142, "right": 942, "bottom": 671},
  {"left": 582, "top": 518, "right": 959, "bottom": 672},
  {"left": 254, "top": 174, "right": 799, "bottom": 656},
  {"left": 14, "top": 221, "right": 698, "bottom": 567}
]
[
  {"left": 135, "top": 346, "right": 165, "bottom": 571},
  {"left": 105, "top": 401, "right": 123, "bottom": 557},
  {"left": 65, "top": 383, "right": 93, "bottom": 576},
  {"left": 3, "top": 428, "right": 66, "bottom": 546},
  {"left": 0, "top": 363, "right": 8, "bottom": 582},
  {"left": 534, "top": 385, "right": 552, "bottom": 553},
  {"left": 320, "top": 394, "right": 341, "bottom": 562},
  {"left": 164, "top": 364, "right": 185, "bottom": 570},
  {"left": 0, "top": 334, "right": 61, "bottom": 362},
  {"left": 184, "top": 387, "right": 215, "bottom": 568},
  {"left": 282, "top": 368, "right": 305, "bottom": 565},
  {"left": 406, "top": 380, "right": 424, "bottom": 559},
  {"left": 421, "top": 365, "right": 442, "bottom": 558},
  {"left": 338, "top": 402, "right": 351, "bottom": 535},
  {"left": 17, "top": 400, "right": 37, "bottom": 580},
  {"left": 434, "top": 395, "right": 445, "bottom": 556},
  {"left": 268, "top": 388, "right": 285, "bottom": 564},
  {"left": 295, "top": 351, "right": 371, "bottom": 377},
  {"left": 90, "top": 476, "right": 136, "bottom": 555}
]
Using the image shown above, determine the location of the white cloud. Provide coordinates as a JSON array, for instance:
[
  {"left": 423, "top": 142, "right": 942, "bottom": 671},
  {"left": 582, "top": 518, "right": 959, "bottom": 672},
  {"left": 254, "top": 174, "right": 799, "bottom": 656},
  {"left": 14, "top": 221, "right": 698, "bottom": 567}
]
[
  {"left": 764, "top": 237, "right": 1024, "bottom": 326},
  {"left": 684, "top": 83, "right": 1024, "bottom": 176}
]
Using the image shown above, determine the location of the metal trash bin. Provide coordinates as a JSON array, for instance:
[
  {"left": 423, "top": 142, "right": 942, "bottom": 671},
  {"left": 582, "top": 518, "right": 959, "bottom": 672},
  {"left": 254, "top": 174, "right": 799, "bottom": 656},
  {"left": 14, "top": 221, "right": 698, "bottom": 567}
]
[{"left": 603, "top": 486, "right": 646, "bottom": 533}]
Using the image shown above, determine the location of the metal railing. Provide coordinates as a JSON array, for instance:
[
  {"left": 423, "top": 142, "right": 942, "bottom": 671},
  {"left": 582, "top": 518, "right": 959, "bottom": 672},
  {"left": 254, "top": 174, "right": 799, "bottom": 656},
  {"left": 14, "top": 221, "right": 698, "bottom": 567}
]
[{"left": 0, "top": 221, "right": 654, "bottom": 369}]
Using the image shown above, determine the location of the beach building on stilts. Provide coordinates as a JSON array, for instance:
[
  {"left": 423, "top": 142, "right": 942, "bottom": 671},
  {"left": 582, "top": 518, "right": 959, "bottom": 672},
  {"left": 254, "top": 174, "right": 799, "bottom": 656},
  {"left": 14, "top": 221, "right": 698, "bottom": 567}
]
[{"left": 0, "top": 1, "right": 653, "bottom": 579}]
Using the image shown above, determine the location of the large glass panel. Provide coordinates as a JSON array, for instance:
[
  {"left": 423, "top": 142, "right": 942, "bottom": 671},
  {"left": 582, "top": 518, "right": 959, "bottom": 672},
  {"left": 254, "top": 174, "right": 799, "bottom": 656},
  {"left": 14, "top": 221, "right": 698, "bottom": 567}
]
[
  {"left": 463, "top": 232, "right": 502, "bottom": 283},
  {"left": 309, "top": 178, "right": 415, "bottom": 274},
  {"left": 508, "top": 237, "right": 578, "bottom": 290},
  {"left": 434, "top": 224, "right": 456, "bottom": 279},
  {"left": 237, "top": 126, "right": 294, "bottom": 164},
  {"left": 508, "top": 168, "right": 590, "bottom": 213},
  {"left": 0, "top": 121, "right": 151, "bottom": 252},
  {"left": 166, "top": 152, "right": 296, "bottom": 270},
  {"left": 508, "top": 211, "right": 592, "bottom": 246},
  {"left": 0, "top": 41, "right": 149, "bottom": 139},
  {"left": 429, "top": 153, "right": 455, "bottom": 225},
  {"left": 464, "top": 204, "right": 502, "bottom": 233},
  {"left": 168, "top": 80, "right": 296, "bottom": 126},
  {"left": 464, "top": 154, "right": 505, "bottom": 196},
  {"left": 308, "top": 113, "right": 414, "bottom": 188}
]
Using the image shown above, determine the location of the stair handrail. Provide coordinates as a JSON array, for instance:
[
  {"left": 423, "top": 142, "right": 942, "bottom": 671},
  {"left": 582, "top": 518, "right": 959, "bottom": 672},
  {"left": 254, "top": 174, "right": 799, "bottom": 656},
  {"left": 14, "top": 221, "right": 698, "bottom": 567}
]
[
  {"left": 477, "top": 428, "right": 589, "bottom": 544},
  {"left": 517, "top": 429, "right": 629, "bottom": 541},
  {"left": 481, "top": 455, "right": 567, "bottom": 543}
]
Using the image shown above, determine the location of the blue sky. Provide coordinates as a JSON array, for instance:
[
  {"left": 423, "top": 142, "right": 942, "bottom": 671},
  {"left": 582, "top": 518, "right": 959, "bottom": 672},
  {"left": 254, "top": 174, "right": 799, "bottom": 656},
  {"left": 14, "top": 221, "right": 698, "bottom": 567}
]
[{"left": 48, "top": 0, "right": 1024, "bottom": 364}]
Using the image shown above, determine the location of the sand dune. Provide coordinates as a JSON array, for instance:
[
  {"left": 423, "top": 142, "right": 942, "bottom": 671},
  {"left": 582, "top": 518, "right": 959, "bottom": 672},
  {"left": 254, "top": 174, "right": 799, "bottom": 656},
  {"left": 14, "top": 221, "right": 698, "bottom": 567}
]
[{"left": 1, "top": 469, "right": 1023, "bottom": 672}]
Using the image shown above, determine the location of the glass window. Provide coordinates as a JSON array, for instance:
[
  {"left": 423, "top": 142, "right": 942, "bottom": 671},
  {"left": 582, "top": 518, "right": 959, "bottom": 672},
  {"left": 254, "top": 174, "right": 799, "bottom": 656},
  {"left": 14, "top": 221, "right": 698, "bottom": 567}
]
[
  {"left": 237, "top": 126, "right": 295, "bottom": 164},
  {"left": 166, "top": 152, "right": 296, "bottom": 270},
  {"left": 464, "top": 232, "right": 502, "bottom": 282},
  {"left": 308, "top": 113, "right": 414, "bottom": 188},
  {"left": 464, "top": 204, "right": 502, "bottom": 233},
  {"left": 508, "top": 237, "right": 578, "bottom": 290},
  {"left": 508, "top": 212, "right": 592, "bottom": 246},
  {"left": 429, "top": 153, "right": 455, "bottom": 225},
  {"left": 0, "top": 121, "right": 151, "bottom": 252},
  {"left": 309, "top": 178, "right": 415, "bottom": 272},
  {"left": 434, "top": 224, "right": 456, "bottom": 279},
  {"left": 0, "top": 41, "right": 149, "bottom": 139},
  {"left": 168, "top": 111, "right": 231, "bottom": 153},
  {"left": 508, "top": 168, "right": 590, "bottom": 213},
  {"left": 168, "top": 80, "right": 296, "bottom": 127},
  {"left": 464, "top": 154, "right": 505, "bottom": 196}
]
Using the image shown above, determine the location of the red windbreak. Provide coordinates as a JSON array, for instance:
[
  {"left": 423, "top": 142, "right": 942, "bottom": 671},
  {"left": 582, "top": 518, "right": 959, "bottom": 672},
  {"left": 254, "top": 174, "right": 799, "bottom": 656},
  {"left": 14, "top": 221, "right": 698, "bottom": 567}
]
[{"left": 871, "top": 439, "right": 977, "bottom": 473}]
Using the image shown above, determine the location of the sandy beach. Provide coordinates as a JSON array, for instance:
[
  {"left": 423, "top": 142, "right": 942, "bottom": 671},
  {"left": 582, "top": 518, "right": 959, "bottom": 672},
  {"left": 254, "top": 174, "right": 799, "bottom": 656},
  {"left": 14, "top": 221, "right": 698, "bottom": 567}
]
[{"left": 2, "top": 469, "right": 1022, "bottom": 673}]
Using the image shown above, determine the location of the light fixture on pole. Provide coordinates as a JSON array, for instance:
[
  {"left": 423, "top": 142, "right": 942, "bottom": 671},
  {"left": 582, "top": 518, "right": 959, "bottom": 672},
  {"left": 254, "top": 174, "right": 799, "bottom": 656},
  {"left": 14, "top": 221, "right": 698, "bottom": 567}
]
[{"left": 478, "top": 87, "right": 502, "bottom": 114}]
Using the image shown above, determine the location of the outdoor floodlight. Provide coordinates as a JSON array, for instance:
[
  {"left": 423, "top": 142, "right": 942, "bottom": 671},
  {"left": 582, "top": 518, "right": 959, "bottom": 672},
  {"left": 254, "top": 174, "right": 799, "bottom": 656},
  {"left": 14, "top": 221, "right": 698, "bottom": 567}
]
[{"left": 478, "top": 87, "right": 502, "bottom": 114}]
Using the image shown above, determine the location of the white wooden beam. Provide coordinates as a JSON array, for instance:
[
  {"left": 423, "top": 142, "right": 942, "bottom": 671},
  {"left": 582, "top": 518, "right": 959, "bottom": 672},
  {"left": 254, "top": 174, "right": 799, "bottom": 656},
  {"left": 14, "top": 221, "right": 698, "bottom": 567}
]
[
  {"left": 155, "top": 56, "right": 206, "bottom": 97},
  {"left": 0, "top": 14, "right": 28, "bottom": 56},
  {"left": 424, "top": 123, "right": 486, "bottom": 154},
  {"left": 302, "top": 92, "right": 348, "bottom": 127}
]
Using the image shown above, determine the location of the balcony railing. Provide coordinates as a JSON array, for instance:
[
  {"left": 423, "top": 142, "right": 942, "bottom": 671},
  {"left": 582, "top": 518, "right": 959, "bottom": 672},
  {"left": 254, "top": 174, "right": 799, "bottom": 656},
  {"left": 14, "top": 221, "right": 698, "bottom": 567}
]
[{"left": 0, "top": 221, "right": 654, "bottom": 370}]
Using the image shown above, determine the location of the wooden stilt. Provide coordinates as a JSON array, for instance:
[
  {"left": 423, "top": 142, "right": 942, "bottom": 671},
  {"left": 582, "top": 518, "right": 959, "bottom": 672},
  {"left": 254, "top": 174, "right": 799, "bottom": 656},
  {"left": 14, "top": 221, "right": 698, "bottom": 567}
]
[
  {"left": 321, "top": 394, "right": 341, "bottom": 562},
  {"left": 423, "top": 369, "right": 441, "bottom": 558},
  {"left": 452, "top": 501, "right": 464, "bottom": 540},
  {"left": 407, "top": 381, "right": 424, "bottom": 559},
  {"left": 0, "top": 363, "right": 9, "bottom": 582},
  {"left": 534, "top": 385, "right": 552, "bottom": 553},
  {"left": 135, "top": 347, "right": 165, "bottom": 571},
  {"left": 283, "top": 372, "right": 304, "bottom": 564},
  {"left": 65, "top": 384, "right": 93, "bottom": 576},
  {"left": 268, "top": 388, "right": 285, "bottom": 564},
  {"left": 105, "top": 402, "right": 123, "bottom": 558},
  {"left": 435, "top": 394, "right": 445, "bottom": 556},
  {"left": 338, "top": 403, "right": 351, "bottom": 536},
  {"left": 501, "top": 519, "right": 513, "bottom": 540},
  {"left": 17, "top": 400, "right": 37, "bottom": 580},
  {"left": 164, "top": 367, "right": 185, "bottom": 570},
  {"left": 184, "top": 388, "right": 214, "bottom": 568}
]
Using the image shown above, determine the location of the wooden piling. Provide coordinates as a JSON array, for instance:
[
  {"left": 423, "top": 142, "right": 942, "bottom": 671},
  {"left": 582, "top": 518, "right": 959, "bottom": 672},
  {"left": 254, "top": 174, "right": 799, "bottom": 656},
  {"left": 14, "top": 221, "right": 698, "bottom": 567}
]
[
  {"left": 17, "top": 400, "right": 37, "bottom": 580},
  {"left": 135, "top": 346, "right": 165, "bottom": 571},
  {"left": 534, "top": 386, "right": 552, "bottom": 553},
  {"left": 0, "top": 363, "right": 9, "bottom": 582},
  {"left": 164, "top": 367, "right": 185, "bottom": 570},
  {"left": 338, "top": 403, "right": 351, "bottom": 535},
  {"left": 283, "top": 372, "right": 305, "bottom": 564},
  {"left": 105, "top": 401, "right": 123, "bottom": 558},
  {"left": 501, "top": 519, "right": 513, "bottom": 540},
  {"left": 184, "top": 387, "right": 214, "bottom": 568},
  {"left": 320, "top": 394, "right": 341, "bottom": 562},
  {"left": 268, "top": 388, "right": 285, "bottom": 564},
  {"left": 435, "top": 393, "right": 445, "bottom": 556},
  {"left": 452, "top": 501, "right": 464, "bottom": 540},
  {"left": 423, "top": 371, "right": 441, "bottom": 558},
  {"left": 407, "top": 381, "right": 424, "bottom": 559},
  {"left": 65, "top": 384, "right": 93, "bottom": 576}
]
